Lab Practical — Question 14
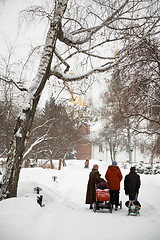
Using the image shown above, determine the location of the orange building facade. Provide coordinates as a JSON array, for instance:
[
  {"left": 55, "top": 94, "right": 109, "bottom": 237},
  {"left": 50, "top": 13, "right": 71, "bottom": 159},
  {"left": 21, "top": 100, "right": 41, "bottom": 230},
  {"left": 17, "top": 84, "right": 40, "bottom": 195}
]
[
  {"left": 75, "top": 141, "right": 92, "bottom": 160},
  {"left": 75, "top": 125, "right": 92, "bottom": 160}
]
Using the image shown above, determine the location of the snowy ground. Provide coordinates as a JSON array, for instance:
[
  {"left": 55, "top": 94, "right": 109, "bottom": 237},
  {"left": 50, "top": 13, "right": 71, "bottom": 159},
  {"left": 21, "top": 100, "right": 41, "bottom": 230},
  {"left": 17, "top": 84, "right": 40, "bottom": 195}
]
[{"left": 0, "top": 159, "right": 160, "bottom": 240}]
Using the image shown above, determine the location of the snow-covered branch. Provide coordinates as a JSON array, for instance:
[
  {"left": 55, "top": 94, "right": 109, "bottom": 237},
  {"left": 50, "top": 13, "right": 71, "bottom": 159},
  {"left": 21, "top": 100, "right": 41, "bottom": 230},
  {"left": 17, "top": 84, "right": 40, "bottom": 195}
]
[
  {"left": 50, "top": 60, "right": 114, "bottom": 82},
  {"left": 57, "top": 0, "right": 129, "bottom": 46},
  {"left": 0, "top": 76, "right": 28, "bottom": 92},
  {"left": 23, "top": 135, "right": 47, "bottom": 159}
]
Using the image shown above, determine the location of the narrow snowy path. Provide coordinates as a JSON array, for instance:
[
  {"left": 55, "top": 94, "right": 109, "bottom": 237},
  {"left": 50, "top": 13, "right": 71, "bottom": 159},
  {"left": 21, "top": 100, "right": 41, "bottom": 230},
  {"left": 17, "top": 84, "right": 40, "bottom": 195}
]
[{"left": 23, "top": 161, "right": 160, "bottom": 240}]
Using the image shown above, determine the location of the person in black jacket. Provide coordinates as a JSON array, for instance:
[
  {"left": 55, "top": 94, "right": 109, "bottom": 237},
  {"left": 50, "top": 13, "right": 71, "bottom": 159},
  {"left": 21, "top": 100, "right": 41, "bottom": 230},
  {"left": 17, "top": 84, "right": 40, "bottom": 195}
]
[{"left": 124, "top": 166, "right": 141, "bottom": 199}]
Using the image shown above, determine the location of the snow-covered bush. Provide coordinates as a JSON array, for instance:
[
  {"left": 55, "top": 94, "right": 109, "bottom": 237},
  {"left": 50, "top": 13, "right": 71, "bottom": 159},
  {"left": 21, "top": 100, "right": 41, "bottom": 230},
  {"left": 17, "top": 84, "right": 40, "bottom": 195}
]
[
  {"left": 136, "top": 164, "right": 145, "bottom": 174},
  {"left": 135, "top": 164, "right": 160, "bottom": 175}
]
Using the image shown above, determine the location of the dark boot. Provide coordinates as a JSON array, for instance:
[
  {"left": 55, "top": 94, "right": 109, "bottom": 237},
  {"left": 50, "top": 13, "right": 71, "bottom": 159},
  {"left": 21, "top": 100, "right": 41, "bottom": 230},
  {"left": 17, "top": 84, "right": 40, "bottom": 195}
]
[{"left": 89, "top": 204, "right": 93, "bottom": 209}]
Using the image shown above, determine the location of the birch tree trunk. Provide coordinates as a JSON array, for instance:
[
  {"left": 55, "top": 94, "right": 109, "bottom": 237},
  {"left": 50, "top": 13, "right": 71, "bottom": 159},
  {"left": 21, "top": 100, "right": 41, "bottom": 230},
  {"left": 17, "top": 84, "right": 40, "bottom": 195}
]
[{"left": 0, "top": 0, "right": 68, "bottom": 200}]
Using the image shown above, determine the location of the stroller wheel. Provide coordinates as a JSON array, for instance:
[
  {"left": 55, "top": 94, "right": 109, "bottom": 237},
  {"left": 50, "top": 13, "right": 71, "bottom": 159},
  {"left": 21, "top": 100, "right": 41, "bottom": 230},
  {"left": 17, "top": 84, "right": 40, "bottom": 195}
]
[
  {"left": 109, "top": 203, "right": 112, "bottom": 213},
  {"left": 93, "top": 202, "right": 97, "bottom": 212}
]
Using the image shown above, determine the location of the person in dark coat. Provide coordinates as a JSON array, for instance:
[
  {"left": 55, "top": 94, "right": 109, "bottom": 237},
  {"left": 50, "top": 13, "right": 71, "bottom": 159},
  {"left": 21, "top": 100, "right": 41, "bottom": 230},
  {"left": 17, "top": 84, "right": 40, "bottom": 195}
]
[
  {"left": 105, "top": 161, "right": 123, "bottom": 210},
  {"left": 85, "top": 164, "right": 104, "bottom": 209},
  {"left": 124, "top": 166, "right": 141, "bottom": 199}
]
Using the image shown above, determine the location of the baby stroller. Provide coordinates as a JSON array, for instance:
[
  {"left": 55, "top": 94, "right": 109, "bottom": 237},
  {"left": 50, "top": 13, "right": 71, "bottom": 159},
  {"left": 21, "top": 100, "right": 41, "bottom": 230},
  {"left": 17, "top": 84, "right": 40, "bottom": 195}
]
[
  {"left": 125, "top": 194, "right": 141, "bottom": 216},
  {"left": 93, "top": 181, "right": 112, "bottom": 213}
]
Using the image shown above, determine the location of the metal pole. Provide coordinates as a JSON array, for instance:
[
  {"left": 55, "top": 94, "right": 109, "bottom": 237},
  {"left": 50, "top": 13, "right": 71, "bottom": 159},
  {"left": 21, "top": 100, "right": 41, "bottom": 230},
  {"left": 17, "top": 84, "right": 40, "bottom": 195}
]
[
  {"left": 130, "top": 150, "right": 132, "bottom": 166},
  {"left": 130, "top": 144, "right": 133, "bottom": 166}
]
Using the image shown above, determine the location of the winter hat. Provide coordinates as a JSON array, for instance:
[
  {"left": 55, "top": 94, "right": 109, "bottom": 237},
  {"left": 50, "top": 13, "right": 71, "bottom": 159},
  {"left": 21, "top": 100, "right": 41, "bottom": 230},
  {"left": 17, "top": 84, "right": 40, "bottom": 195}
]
[
  {"left": 93, "top": 164, "right": 99, "bottom": 170},
  {"left": 130, "top": 167, "right": 136, "bottom": 172},
  {"left": 112, "top": 161, "right": 117, "bottom": 165}
]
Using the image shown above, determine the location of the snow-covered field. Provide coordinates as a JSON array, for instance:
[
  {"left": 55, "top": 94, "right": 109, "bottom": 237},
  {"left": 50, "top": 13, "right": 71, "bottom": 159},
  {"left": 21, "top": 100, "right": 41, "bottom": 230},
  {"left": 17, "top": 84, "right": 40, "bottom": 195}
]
[{"left": 0, "top": 160, "right": 160, "bottom": 240}]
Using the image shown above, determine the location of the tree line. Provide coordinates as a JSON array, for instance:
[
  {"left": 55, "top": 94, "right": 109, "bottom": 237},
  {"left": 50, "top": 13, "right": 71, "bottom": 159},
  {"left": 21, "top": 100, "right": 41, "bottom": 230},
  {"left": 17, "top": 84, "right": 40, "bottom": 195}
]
[
  {"left": 100, "top": 38, "right": 160, "bottom": 163},
  {"left": 0, "top": 93, "right": 90, "bottom": 165}
]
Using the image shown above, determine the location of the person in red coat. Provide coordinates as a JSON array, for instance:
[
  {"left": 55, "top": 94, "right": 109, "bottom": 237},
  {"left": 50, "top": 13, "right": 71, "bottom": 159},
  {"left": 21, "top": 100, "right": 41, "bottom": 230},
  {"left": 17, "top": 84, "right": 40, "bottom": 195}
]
[{"left": 105, "top": 161, "right": 123, "bottom": 210}]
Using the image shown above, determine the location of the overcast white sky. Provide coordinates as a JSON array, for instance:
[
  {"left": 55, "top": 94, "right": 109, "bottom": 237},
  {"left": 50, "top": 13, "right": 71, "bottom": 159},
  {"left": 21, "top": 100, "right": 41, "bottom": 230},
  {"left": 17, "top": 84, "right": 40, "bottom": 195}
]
[
  {"left": 0, "top": 0, "right": 47, "bottom": 57},
  {"left": 0, "top": 0, "right": 30, "bottom": 43}
]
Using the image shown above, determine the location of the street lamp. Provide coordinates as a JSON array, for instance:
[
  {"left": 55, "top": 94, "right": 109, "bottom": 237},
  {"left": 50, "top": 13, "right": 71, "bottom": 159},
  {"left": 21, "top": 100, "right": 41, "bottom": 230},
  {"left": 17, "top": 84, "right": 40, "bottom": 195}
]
[{"left": 130, "top": 144, "right": 133, "bottom": 166}]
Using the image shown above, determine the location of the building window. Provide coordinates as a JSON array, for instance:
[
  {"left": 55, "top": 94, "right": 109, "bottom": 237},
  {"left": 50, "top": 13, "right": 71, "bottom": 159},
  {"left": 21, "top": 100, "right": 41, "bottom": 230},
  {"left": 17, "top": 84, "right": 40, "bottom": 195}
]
[{"left": 99, "top": 145, "right": 103, "bottom": 152}]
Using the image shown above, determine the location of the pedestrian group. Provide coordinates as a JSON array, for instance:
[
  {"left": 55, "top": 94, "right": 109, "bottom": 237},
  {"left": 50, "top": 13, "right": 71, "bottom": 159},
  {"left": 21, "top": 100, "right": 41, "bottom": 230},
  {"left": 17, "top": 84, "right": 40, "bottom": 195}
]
[{"left": 85, "top": 161, "right": 141, "bottom": 211}]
